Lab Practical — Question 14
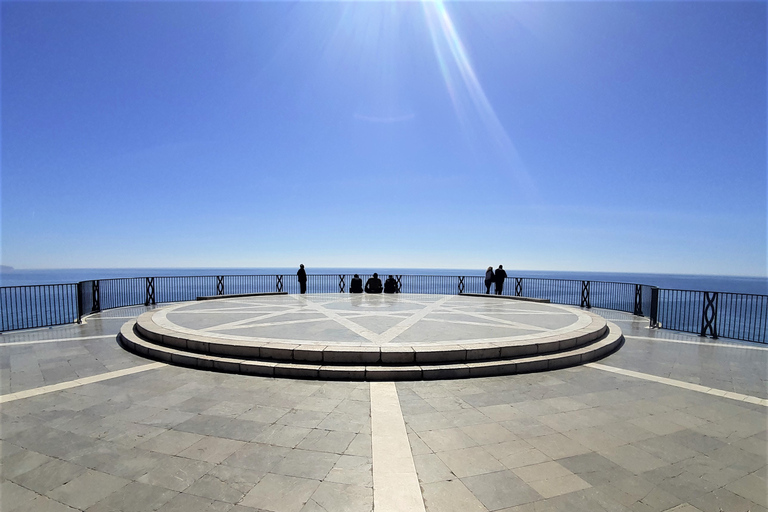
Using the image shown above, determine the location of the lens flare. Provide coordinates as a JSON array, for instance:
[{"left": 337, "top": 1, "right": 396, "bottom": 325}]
[{"left": 422, "top": 0, "right": 536, "bottom": 196}]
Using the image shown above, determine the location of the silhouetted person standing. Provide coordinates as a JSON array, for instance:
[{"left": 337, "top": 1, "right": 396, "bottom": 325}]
[
  {"left": 384, "top": 275, "right": 400, "bottom": 293},
  {"left": 350, "top": 274, "right": 363, "bottom": 293},
  {"left": 484, "top": 266, "right": 494, "bottom": 294},
  {"left": 297, "top": 264, "right": 307, "bottom": 294},
  {"left": 365, "top": 273, "right": 383, "bottom": 294},
  {"left": 494, "top": 265, "right": 507, "bottom": 295}
]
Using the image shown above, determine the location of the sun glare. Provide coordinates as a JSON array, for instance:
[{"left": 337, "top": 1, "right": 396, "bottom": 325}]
[{"left": 421, "top": 0, "right": 536, "bottom": 195}]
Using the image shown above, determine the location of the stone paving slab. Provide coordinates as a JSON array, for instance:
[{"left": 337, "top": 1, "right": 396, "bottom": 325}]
[{"left": 0, "top": 301, "right": 765, "bottom": 512}]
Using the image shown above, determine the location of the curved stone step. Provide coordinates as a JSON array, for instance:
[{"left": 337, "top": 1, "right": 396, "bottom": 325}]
[
  {"left": 118, "top": 320, "right": 624, "bottom": 381},
  {"left": 132, "top": 309, "right": 609, "bottom": 365}
]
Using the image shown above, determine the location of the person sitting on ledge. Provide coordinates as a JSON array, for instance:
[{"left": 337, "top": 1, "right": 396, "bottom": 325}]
[
  {"left": 384, "top": 275, "right": 400, "bottom": 294},
  {"left": 350, "top": 274, "right": 363, "bottom": 293},
  {"left": 365, "top": 273, "right": 383, "bottom": 294}
]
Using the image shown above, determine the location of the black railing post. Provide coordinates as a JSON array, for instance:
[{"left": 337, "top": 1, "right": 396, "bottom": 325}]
[
  {"left": 92, "top": 281, "right": 101, "bottom": 313},
  {"left": 338, "top": 275, "right": 345, "bottom": 293},
  {"left": 700, "top": 292, "right": 719, "bottom": 339},
  {"left": 458, "top": 276, "right": 465, "bottom": 294},
  {"left": 634, "top": 284, "right": 643, "bottom": 316},
  {"left": 515, "top": 278, "right": 522, "bottom": 297},
  {"left": 276, "top": 275, "right": 283, "bottom": 293},
  {"left": 144, "top": 277, "right": 155, "bottom": 306},
  {"left": 581, "top": 281, "right": 591, "bottom": 308},
  {"left": 216, "top": 276, "right": 224, "bottom": 295},
  {"left": 650, "top": 287, "right": 659, "bottom": 328},
  {"left": 396, "top": 275, "right": 402, "bottom": 293},
  {"left": 77, "top": 281, "right": 84, "bottom": 323}
]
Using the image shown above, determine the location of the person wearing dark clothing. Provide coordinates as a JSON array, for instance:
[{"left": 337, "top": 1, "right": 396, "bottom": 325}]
[
  {"left": 365, "top": 273, "right": 383, "bottom": 294},
  {"left": 297, "top": 264, "right": 307, "bottom": 294},
  {"left": 384, "top": 275, "right": 400, "bottom": 294},
  {"left": 350, "top": 274, "right": 363, "bottom": 293},
  {"left": 484, "top": 266, "right": 495, "bottom": 294},
  {"left": 494, "top": 265, "right": 507, "bottom": 295}
]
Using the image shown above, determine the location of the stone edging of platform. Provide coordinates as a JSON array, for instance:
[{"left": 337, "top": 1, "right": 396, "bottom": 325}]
[
  {"left": 196, "top": 291, "right": 289, "bottom": 301},
  {"left": 132, "top": 309, "right": 607, "bottom": 365},
  {"left": 118, "top": 320, "right": 623, "bottom": 380},
  {"left": 116, "top": 294, "right": 624, "bottom": 380},
  {"left": 459, "top": 293, "right": 550, "bottom": 303}
]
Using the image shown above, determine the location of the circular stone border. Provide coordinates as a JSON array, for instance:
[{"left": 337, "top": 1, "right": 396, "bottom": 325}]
[{"left": 131, "top": 295, "right": 610, "bottom": 365}]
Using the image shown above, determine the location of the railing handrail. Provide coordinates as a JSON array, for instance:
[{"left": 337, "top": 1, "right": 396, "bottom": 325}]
[
  {"left": 0, "top": 282, "right": 80, "bottom": 289},
  {"left": 1, "top": 274, "right": 763, "bottom": 300},
  {"left": 657, "top": 287, "right": 767, "bottom": 299},
  {"left": 86, "top": 274, "right": 659, "bottom": 290}
]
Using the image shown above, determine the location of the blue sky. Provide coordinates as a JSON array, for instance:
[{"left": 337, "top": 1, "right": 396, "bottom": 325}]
[{"left": 2, "top": 1, "right": 766, "bottom": 276}]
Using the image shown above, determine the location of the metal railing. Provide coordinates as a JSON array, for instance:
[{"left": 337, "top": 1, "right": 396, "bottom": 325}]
[
  {"left": 1, "top": 274, "right": 765, "bottom": 343},
  {"left": 655, "top": 289, "right": 767, "bottom": 344},
  {"left": 1, "top": 283, "right": 80, "bottom": 331}
]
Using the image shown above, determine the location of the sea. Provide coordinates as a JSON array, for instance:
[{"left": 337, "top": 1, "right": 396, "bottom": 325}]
[{"left": 1, "top": 267, "right": 766, "bottom": 295}]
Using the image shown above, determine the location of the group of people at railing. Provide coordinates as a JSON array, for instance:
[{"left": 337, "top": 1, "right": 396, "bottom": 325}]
[
  {"left": 351, "top": 273, "right": 400, "bottom": 294},
  {"left": 297, "top": 265, "right": 400, "bottom": 294},
  {"left": 297, "top": 264, "right": 510, "bottom": 295}
]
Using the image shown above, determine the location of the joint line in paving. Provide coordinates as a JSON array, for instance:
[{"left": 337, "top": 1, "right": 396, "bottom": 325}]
[
  {"left": 370, "top": 381, "right": 426, "bottom": 512},
  {"left": 222, "top": 317, "right": 331, "bottom": 329},
  {"left": 0, "top": 362, "right": 167, "bottom": 404},
  {"left": 427, "top": 309, "right": 550, "bottom": 331},
  {"left": 624, "top": 334, "right": 768, "bottom": 351},
  {"left": 86, "top": 316, "right": 142, "bottom": 320},
  {"left": 0, "top": 334, "right": 116, "bottom": 346},
  {"left": 291, "top": 295, "right": 382, "bottom": 343},
  {"left": 211, "top": 299, "right": 288, "bottom": 308},
  {"left": 420, "top": 317, "right": 548, "bottom": 330},
  {"left": 379, "top": 296, "right": 453, "bottom": 343},
  {"left": 586, "top": 363, "right": 768, "bottom": 407},
  {"left": 200, "top": 308, "right": 303, "bottom": 332}
]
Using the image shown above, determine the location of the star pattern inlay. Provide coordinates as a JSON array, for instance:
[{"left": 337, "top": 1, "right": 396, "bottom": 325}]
[{"left": 158, "top": 294, "right": 585, "bottom": 346}]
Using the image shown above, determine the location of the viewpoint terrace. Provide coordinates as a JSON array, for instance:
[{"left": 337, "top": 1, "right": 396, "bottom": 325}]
[{"left": 1, "top": 288, "right": 766, "bottom": 512}]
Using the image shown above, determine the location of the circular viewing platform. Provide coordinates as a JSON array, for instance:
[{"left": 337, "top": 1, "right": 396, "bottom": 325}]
[{"left": 118, "top": 293, "right": 623, "bottom": 380}]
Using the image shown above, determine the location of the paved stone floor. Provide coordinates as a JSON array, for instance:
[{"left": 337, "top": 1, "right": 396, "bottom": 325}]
[{"left": 1, "top": 300, "right": 766, "bottom": 512}]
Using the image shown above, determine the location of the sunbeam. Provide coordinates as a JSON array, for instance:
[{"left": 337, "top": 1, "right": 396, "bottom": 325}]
[{"left": 422, "top": 0, "right": 537, "bottom": 196}]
